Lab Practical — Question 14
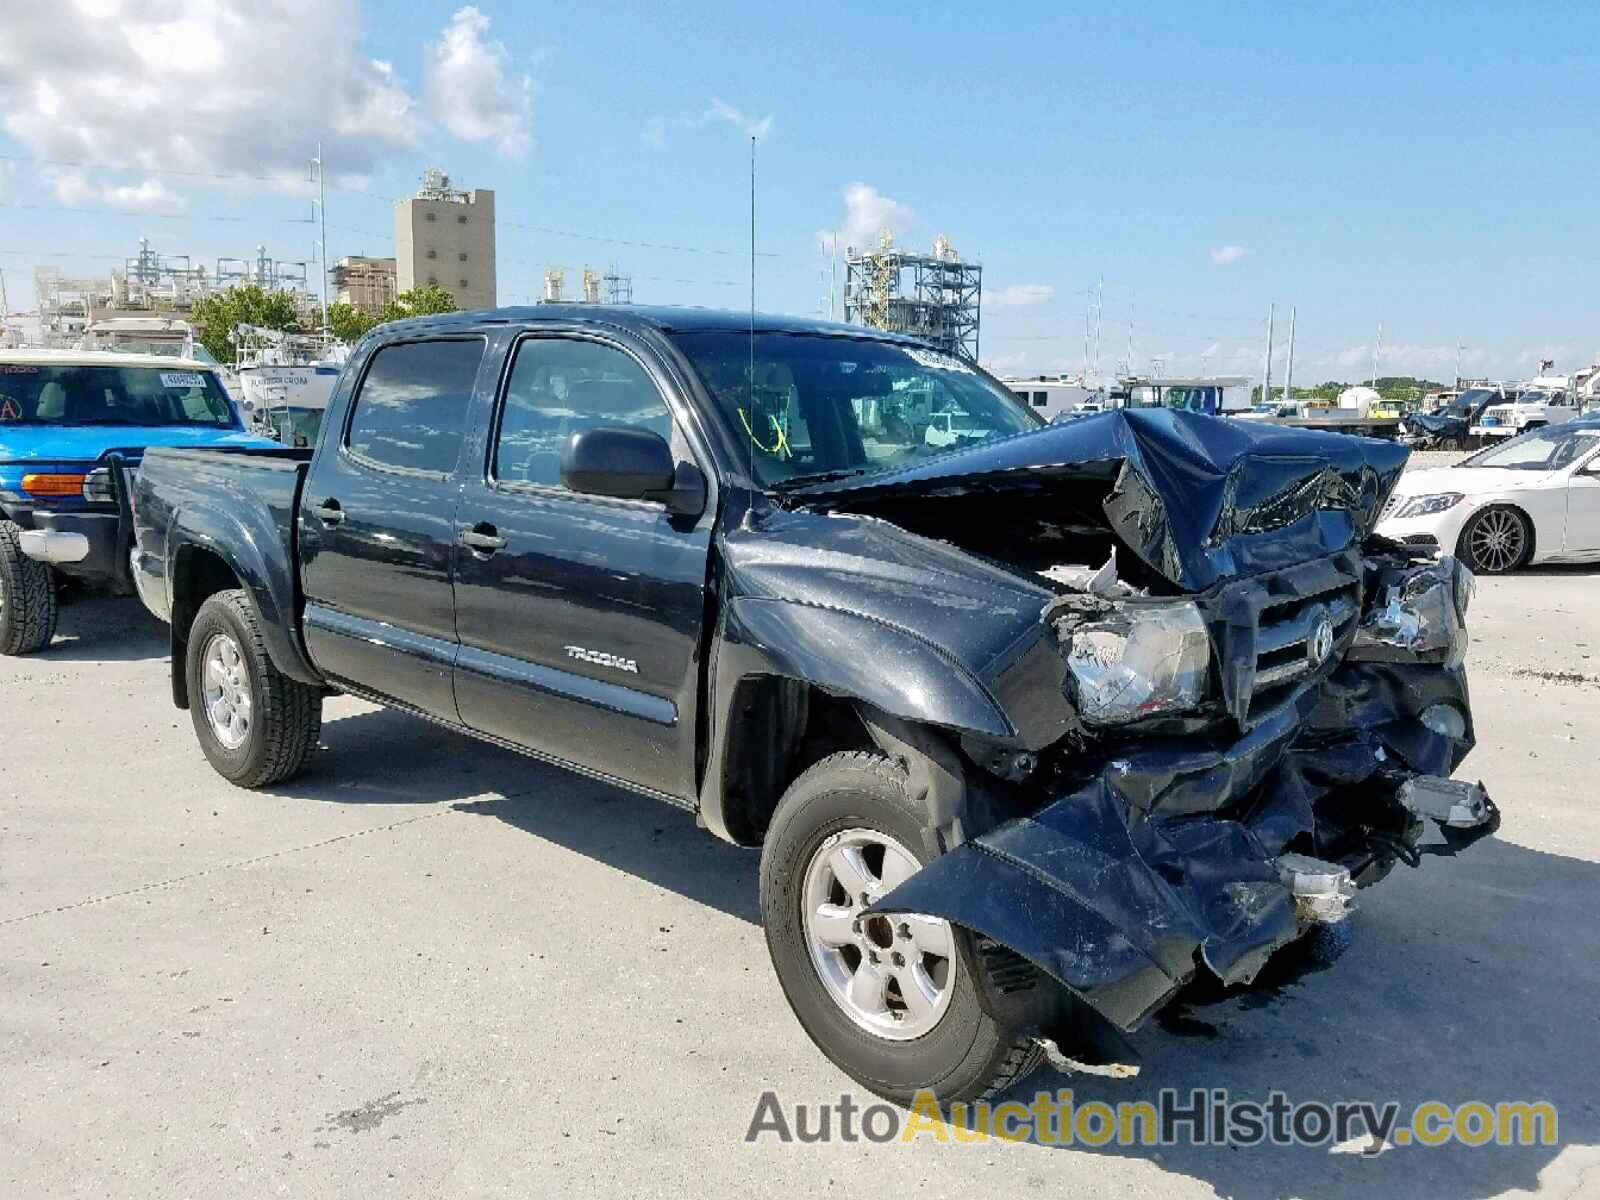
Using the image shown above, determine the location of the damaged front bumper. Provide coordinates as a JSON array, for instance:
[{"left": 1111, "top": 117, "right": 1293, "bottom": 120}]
[{"left": 871, "top": 554, "right": 1497, "bottom": 1035}]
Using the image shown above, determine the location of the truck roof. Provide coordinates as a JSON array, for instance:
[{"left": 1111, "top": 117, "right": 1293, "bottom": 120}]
[
  {"left": 372, "top": 304, "right": 931, "bottom": 344},
  {"left": 0, "top": 347, "right": 217, "bottom": 371}
]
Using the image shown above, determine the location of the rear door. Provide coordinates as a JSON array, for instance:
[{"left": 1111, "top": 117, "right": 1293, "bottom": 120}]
[
  {"left": 450, "top": 330, "right": 714, "bottom": 800},
  {"left": 299, "top": 336, "right": 487, "bottom": 719}
]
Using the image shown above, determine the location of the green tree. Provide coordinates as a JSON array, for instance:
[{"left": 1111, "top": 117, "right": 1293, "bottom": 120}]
[
  {"left": 327, "top": 301, "right": 379, "bottom": 345},
  {"left": 381, "top": 285, "right": 459, "bottom": 323},
  {"left": 189, "top": 285, "right": 303, "bottom": 364}
]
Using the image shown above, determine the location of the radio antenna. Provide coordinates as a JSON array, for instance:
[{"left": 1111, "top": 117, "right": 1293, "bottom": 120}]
[{"left": 748, "top": 134, "right": 757, "bottom": 487}]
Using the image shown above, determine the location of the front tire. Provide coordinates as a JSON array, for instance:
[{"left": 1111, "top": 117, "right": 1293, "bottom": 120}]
[
  {"left": 0, "top": 520, "right": 58, "bottom": 656},
  {"left": 1457, "top": 505, "right": 1532, "bottom": 574},
  {"left": 759, "top": 751, "right": 1041, "bottom": 1104},
  {"left": 186, "top": 589, "right": 321, "bottom": 787}
]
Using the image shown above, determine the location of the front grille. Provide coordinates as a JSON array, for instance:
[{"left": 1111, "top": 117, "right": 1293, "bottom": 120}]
[
  {"left": 1253, "top": 586, "right": 1360, "bottom": 692},
  {"left": 1208, "top": 551, "right": 1365, "bottom": 729}
]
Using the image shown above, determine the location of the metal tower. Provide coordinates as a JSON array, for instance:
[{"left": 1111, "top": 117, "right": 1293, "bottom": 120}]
[{"left": 843, "top": 232, "right": 982, "bottom": 361}]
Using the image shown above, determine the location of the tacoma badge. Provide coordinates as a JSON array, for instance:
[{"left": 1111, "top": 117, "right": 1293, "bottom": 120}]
[{"left": 564, "top": 645, "right": 639, "bottom": 674}]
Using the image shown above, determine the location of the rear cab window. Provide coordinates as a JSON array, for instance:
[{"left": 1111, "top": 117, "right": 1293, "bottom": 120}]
[{"left": 344, "top": 338, "right": 486, "bottom": 475}]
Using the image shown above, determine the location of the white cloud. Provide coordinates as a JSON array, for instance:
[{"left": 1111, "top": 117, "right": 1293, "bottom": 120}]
[
  {"left": 706, "top": 98, "right": 773, "bottom": 141},
  {"left": 821, "top": 183, "right": 916, "bottom": 254},
  {"left": 979, "top": 351, "right": 1031, "bottom": 375},
  {"left": 985, "top": 283, "right": 1055, "bottom": 310},
  {"left": 643, "top": 97, "right": 774, "bottom": 148},
  {"left": 102, "top": 178, "right": 187, "bottom": 212},
  {"left": 1320, "top": 342, "right": 1491, "bottom": 380},
  {"left": 1209, "top": 245, "right": 1247, "bottom": 266},
  {"left": 48, "top": 169, "right": 186, "bottom": 212},
  {"left": 425, "top": 6, "right": 532, "bottom": 159},
  {"left": 0, "top": 0, "right": 421, "bottom": 194}
]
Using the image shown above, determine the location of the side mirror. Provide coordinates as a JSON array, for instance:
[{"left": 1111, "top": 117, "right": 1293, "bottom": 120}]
[{"left": 560, "top": 425, "right": 705, "bottom": 516}]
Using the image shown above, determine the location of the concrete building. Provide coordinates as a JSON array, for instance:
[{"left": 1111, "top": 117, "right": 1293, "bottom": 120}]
[
  {"left": 394, "top": 168, "right": 496, "bottom": 311},
  {"left": 331, "top": 255, "right": 398, "bottom": 316}
]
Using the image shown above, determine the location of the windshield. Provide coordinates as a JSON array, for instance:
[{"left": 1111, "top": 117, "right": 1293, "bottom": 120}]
[
  {"left": 1461, "top": 425, "right": 1600, "bottom": 470},
  {"left": 0, "top": 364, "right": 239, "bottom": 428},
  {"left": 1161, "top": 386, "right": 1218, "bottom": 413},
  {"left": 1448, "top": 388, "right": 1496, "bottom": 417},
  {"left": 670, "top": 333, "right": 1040, "bottom": 487}
]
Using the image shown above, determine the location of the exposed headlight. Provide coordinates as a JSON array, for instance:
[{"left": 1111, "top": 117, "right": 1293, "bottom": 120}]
[
  {"left": 1065, "top": 602, "right": 1211, "bottom": 725},
  {"left": 1394, "top": 492, "right": 1464, "bottom": 519}
]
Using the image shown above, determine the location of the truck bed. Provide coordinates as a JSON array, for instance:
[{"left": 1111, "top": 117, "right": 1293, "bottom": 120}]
[{"left": 131, "top": 446, "right": 314, "bottom": 664}]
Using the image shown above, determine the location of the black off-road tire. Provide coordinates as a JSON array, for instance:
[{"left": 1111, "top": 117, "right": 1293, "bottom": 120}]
[
  {"left": 1456, "top": 504, "right": 1533, "bottom": 575},
  {"left": 759, "top": 751, "right": 1042, "bottom": 1105},
  {"left": 1437, "top": 434, "right": 1463, "bottom": 452},
  {"left": 0, "top": 520, "right": 58, "bottom": 656},
  {"left": 186, "top": 589, "right": 321, "bottom": 787}
]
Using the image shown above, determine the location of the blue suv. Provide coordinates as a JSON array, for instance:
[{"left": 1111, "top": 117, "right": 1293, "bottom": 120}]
[{"left": 0, "top": 350, "right": 274, "bottom": 654}]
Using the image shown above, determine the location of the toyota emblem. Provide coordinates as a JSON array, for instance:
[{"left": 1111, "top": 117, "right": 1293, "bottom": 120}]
[{"left": 1307, "top": 612, "right": 1336, "bottom": 668}]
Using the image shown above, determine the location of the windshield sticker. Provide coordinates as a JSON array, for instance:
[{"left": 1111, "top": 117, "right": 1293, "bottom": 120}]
[
  {"left": 901, "top": 347, "right": 974, "bottom": 374},
  {"left": 0, "top": 364, "right": 41, "bottom": 374},
  {"left": 160, "top": 371, "right": 205, "bottom": 389},
  {"left": 0, "top": 398, "right": 21, "bottom": 421}
]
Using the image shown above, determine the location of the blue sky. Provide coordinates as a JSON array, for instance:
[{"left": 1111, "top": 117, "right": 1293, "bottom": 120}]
[{"left": 2, "top": 1, "right": 1596, "bottom": 383}]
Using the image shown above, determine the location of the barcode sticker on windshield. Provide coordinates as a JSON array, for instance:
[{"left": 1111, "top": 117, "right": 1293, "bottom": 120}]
[
  {"left": 160, "top": 372, "right": 204, "bottom": 388},
  {"left": 902, "top": 347, "right": 973, "bottom": 374}
]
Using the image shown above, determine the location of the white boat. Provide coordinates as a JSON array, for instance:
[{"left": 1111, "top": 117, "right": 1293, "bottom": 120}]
[{"left": 232, "top": 326, "right": 350, "bottom": 445}]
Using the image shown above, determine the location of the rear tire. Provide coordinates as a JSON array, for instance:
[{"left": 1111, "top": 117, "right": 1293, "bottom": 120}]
[
  {"left": 759, "top": 751, "right": 1042, "bottom": 1104},
  {"left": 186, "top": 589, "right": 321, "bottom": 787},
  {"left": 0, "top": 521, "right": 58, "bottom": 656},
  {"left": 1456, "top": 505, "right": 1532, "bottom": 575},
  {"left": 1437, "top": 435, "right": 1462, "bottom": 452}
]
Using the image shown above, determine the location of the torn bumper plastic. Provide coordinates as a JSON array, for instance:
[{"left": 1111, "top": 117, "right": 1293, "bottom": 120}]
[{"left": 870, "top": 657, "right": 1497, "bottom": 1034}]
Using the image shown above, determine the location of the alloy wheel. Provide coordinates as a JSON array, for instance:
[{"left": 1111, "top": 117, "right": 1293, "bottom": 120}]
[
  {"left": 201, "top": 632, "right": 253, "bottom": 750},
  {"left": 1469, "top": 509, "right": 1525, "bottom": 573},
  {"left": 801, "top": 828, "right": 955, "bottom": 1041}
]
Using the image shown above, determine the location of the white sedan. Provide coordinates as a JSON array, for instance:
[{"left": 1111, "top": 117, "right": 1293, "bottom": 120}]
[{"left": 1376, "top": 421, "right": 1600, "bottom": 573}]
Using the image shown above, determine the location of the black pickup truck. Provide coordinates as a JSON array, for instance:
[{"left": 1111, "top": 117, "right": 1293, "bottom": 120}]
[{"left": 131, "top": 306, "right": 1496, "bottom": 1103}]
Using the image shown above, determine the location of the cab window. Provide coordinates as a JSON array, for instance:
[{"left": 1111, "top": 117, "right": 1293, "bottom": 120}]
[
  {"left": 345, "top": 339, "right": 485, "bottom": 474},
  {"left": 494, "top": 337, "right": 681, "bottom": 489}
]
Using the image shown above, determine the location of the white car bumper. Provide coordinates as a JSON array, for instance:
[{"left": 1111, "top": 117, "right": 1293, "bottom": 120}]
[{"left": 1375, "top": 503, "right": 1476, "bottom": 556}]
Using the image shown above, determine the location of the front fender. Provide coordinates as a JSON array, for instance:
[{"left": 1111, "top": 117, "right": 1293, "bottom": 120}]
[
  {"left": 168, "top": 505, "right": 320, "bottom": 693},
  {"left": 725, "top": 596, "right": 1013, "bottom": 738},
  {"left": 695, "top": 596, "right": 1014, "bottom": 844}
]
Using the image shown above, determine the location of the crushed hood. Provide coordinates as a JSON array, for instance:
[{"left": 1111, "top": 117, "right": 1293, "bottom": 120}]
[{"left": 792, "top": 409, "right": 1409, "bottom": 592}]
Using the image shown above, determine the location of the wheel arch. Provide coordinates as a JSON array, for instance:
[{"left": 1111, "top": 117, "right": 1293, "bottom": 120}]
[
  {"left": 167, "top": 528, "right": 320, "bottom": 707},
  {"left": 698, "top": 598, "right": 1015, "bottom": 846}
]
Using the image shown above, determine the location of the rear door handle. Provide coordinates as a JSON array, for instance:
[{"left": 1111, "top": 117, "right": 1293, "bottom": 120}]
[
  {"left": 459, "top": 523, "right": 507, "bottom": 553},
  {"left": 312, "top": 498, "right": 345, "bottom": 525}
]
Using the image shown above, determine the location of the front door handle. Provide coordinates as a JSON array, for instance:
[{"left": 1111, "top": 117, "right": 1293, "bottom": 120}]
[
  {"left": 459, "top": 523, "right": 507, "bottom": 553},
  {"left": 312, "top": 498, "right": 345, "bottom": 525}
]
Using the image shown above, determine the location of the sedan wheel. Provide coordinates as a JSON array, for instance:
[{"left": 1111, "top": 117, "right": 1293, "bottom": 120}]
[{"left": 1461, "top": 506, "right": 1530, "bottom": 574}]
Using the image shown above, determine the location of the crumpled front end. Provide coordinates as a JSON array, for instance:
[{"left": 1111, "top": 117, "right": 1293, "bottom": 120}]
[{"left": 870, "top": 551, "right": 1496, "bottom": 1033}]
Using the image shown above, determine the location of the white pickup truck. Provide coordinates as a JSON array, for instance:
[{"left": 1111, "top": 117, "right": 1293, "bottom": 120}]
[{"left": 1470, "top": 388, "right": 1581, "bottom": 442}]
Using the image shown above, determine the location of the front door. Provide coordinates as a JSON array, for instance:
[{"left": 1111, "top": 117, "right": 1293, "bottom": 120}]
[
  {"left": 299, "top": 336, "right": 488, "bottom": 719},
  {"left": 450, "top": 331, "right": 713, "bottom": 800},
  {"left": 1565, "top": 438, "right": 1600, "bottom": 555}
]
